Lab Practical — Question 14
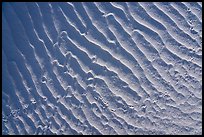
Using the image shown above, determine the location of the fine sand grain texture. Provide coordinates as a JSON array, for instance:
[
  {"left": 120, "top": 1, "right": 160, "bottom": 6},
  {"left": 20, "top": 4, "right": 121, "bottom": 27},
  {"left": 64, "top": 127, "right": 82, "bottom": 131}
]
[{"left": 2, "top": 2, "right": 202, "bottom": 135}]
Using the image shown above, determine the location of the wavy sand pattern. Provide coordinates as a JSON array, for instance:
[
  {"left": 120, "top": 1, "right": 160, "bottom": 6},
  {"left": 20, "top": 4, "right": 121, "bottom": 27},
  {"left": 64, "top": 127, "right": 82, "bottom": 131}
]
[{"left": 2, "top": 2, "right": 202, "bottom": 135}]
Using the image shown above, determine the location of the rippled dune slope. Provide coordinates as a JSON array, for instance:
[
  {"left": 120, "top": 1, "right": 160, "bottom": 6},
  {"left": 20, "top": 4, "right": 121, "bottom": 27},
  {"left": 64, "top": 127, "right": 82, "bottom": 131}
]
[{"left": 2, "top": 2, "right": 202, "bottom": 135}]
